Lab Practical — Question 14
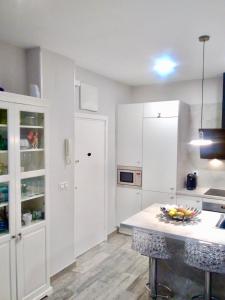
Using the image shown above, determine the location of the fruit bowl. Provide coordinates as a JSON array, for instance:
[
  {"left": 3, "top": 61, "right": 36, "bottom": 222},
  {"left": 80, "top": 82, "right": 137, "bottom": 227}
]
[{"left": 160, "top": 205, "right": 201, "bottom": 221}]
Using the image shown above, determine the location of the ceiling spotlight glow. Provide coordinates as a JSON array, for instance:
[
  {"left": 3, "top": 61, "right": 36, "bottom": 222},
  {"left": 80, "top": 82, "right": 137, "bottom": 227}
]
[{"left": 153, "top": 56, "right": 177, "bottom": 76}]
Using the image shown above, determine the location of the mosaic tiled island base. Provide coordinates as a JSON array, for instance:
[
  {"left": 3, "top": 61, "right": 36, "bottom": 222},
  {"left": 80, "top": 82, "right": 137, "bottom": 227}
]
[{"left": 157, "top": 238, "right": 225, "bottom": 300}]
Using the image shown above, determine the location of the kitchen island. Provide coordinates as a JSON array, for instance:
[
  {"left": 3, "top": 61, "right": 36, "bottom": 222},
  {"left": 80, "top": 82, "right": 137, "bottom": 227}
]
[{"left": 122, "top": 204, "right": 225, "bottom": 299}]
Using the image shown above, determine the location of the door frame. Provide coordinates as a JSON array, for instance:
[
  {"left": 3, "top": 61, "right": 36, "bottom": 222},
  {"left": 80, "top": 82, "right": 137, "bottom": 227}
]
[{"left": 74, "top": 113, "right": 108, "bottom": 257}]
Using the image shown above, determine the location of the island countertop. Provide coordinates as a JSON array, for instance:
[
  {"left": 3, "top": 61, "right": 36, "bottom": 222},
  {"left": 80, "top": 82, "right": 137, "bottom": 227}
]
[{"left": 122, "top": 203, "right": 225, "bottom": 245}]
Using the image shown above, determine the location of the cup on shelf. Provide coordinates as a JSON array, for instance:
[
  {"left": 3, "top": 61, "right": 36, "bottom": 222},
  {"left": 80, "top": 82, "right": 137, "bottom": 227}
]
[{"left": 22, "top": 213, "right": 32, "bottom": 226}]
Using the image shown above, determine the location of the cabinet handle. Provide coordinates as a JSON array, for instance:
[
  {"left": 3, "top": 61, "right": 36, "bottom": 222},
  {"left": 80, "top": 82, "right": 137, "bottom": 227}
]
[
  {"left": 157, "top": 113, "right": 161, "bottom": 118},
  {"left": 170, "top": 188, "right": 174, "bottom": 191},
  {"left": 11, "top": 235, "right": 16, "bottom": 239},
  {"left": 170, "top": 196, "right": 174, "bottom": 199},
  {"left": 17, "top": 233, "right": 22, "bottom": 240}
]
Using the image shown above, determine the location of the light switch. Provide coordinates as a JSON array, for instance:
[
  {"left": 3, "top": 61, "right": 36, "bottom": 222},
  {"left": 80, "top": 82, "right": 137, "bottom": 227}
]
[{"left": 58, "top": 181, "right": 69, "bottom": 191}]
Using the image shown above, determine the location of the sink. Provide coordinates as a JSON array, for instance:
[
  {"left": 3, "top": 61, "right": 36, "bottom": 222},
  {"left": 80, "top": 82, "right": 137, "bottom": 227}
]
[
  {"left": 204, "top": 188, "right": 225, "bottom": 197},
  {"left": 216, "top": 214, "right": 225, "bottom": 229}
]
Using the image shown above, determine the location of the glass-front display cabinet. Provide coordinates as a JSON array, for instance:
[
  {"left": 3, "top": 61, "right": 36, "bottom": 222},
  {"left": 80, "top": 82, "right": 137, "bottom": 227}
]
[
  {"left": 19, "top": 110, "right": 46, "bottom": 227},
  {"left": 0, "top": 95, "right": 50, "bottom": 300}
]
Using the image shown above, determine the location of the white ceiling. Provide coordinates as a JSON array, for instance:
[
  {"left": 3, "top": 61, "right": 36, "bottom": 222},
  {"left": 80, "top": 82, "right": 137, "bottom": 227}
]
[{"left": 0, "top": 0, "right": 225, "bottom": 86}]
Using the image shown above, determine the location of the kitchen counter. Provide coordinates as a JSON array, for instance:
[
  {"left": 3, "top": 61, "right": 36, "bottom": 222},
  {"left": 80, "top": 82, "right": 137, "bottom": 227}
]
[
  {"left": 177, "top": 187, "right": 225, "bottom": 201},
  {"left": 122, "top": 203, "right": 225, "bottom": 245}
]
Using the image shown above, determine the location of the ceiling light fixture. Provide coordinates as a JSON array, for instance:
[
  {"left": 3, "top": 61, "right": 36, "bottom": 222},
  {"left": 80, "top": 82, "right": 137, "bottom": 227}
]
[
  {"left": 153, "top": 56, "right": 176, "bottom": 77},
  {"left": 189, "top": 35, "right": 213, "bottom": 146}
]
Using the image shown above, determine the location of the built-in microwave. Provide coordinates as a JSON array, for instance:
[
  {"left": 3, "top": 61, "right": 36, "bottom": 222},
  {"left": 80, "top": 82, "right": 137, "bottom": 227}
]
[{"left": 117, "top": 166, "right": 142, "bottom": 187}]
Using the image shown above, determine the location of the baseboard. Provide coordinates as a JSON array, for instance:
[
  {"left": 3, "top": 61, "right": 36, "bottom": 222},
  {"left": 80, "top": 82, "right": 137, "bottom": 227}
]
[
  {"left": 50, "top": 260, "right": 77, "bottom": 281},
  {"left": 107, "top": 228, "right": 118, "bottom": 239}
]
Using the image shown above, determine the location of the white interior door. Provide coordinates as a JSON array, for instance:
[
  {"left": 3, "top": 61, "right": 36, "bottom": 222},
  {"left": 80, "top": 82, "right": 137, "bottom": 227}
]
[
  {"left": 143, "top": 117, "right": 178, "bottom": 193},
  {"left": 75, "top": 115, "right": 107, "bottom": 257}
]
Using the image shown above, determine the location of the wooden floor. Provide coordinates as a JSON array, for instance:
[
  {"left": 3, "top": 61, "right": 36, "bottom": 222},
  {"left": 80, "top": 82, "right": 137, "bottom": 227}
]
[{"left": 48, "top": 232, "right": 150, "bottom": 300}]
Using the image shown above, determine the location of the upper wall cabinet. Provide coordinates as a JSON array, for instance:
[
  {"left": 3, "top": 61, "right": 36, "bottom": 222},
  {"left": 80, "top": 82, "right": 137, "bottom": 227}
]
[
  {"left": 144, "top": 100, "right": 179, "bottom": 118},
  {"left": 117, "top": 103, "right": 143, "bottom": 167}
]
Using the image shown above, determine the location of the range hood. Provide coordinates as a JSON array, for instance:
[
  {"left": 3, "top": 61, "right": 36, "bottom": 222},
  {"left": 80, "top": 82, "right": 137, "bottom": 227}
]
[{"left": 200, "top": 73, "right": 225, "bottom": 159}]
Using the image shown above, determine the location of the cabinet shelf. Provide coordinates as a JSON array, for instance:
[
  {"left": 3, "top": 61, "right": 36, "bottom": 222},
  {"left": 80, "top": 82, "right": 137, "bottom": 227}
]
[
  {"left": 20, "top": 148, "right": 44, "bottom": 153},
  {"left": 0, "top": 124, "right": 7, "bottom": 128},
  {"left": 0, "top": 229, "right": 9, "bottom": 236},
  {"left": 22, "top": 219, "right": 45, "bottom": 229},
  {"left": 20, "top": 125, "right": 44, "bottom": 129},
  {"left": 21, "top": 193, "right": 44, "bottom": 202},
  {"left": 0, "top": 202, "right": 8, "bottom": 208},
  {"left": 0, "top": 150, "right": 7, "bottom": 154},
  {"left": 21, "top": 169, "right": 45, "bottom": 179}
]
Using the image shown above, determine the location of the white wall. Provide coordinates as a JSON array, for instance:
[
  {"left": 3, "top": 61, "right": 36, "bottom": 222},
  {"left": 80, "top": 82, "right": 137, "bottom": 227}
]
[
  {"left": 131, "top": 77, "right": 225, "bottom": 188},
  {"left": 75, "top": 66, "right": 131, "bottom": 233},
  {"left": 0, "top": 41, "right": 27, "bottom": 94},
  {"left": 41, "top": 49, "right": 75, "bottom": 276}
]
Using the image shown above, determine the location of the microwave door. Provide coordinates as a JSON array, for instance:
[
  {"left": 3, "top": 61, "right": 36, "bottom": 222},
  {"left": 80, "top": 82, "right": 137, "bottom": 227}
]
[{"left": 120, "top": 171, "right": 134, "bottom": 184}]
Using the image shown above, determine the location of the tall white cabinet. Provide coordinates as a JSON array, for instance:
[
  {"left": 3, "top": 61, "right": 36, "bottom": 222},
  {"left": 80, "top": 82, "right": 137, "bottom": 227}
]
[
  {"left": 0, "top": 92, "right": 51, "bottom": 300},
  {"left": 116, "top": 100, "right": 189, "bottom": 224},
  {"left": 142, "top": 101, "right": 189, "bottom": 208}
]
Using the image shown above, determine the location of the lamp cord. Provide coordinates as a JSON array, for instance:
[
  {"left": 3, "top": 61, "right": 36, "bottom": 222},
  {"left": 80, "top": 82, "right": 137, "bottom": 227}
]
[{"left": 200, "top": 40, "right": 205, "bottom": 129}]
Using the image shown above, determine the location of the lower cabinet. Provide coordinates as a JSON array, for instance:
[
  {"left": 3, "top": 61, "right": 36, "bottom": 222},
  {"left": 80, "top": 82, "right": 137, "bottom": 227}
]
[
  {"left": 0, "top": 237, "right": 16, "bottom": 300},
  {"left": 117, "top": 187, "right": 142, "bottom": 225},
  {"left": 16, "top": 224, "right": 49, "bottom": 300},
  {"left": 142, "top": 190, "right": 176, "bottom": 210},
  {"left": 176, "top": 195, "right": 202, "bottom": 209}
]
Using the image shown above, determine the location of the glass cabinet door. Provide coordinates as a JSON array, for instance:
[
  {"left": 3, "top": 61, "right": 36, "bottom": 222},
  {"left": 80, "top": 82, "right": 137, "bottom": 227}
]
[
  {"left": 19, "top": 110, "right": 46, "bottom": 227},
  {"left": 0, "top": 108, "right": 9, "bottom": 236},
  {"left": 0, "top": 109, "right": 8, "bottom": 175},
  {"left": 0, "top": 182, "right": 9, "bottom": 235},
  {"left": 21, "top": 176, "right": 45, "bottom": 227},
  {"left": 20, "top": 111, "right": 45, "bottom": 172}
]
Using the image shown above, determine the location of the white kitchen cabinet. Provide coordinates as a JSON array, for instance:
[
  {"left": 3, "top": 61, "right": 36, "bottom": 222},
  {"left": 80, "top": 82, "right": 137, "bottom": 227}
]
[
  {"left": 142, "top": 117, "right": 178, "bottom": 193},
  {"left": 176, "top": 195, "right": 202, "bottom": 209},
  {"left": 0, "top": 92, "right": 51, "bottom": 300},
  {"left": 117, "top": 103, "right": 143, "bottom": 167},
  {"left": 0, "top": 238, "right": 16, "bottom": 300},
  {"left": 144, "top": 100, "right": 179, "bottom": 118},
  {"left": 142, "top": 190, "right": 176, "bottom": 210},
  {"left": 117, "top": 187, "right": 141, "bottom": 225}
]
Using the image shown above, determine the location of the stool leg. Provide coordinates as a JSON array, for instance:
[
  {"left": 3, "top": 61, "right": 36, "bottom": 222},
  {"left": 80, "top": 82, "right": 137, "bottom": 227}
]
[
  {"left": 204, "top": 271, "right": 211, "bottom": 300},
  {"left": 150, "top": 257, "right": 157, "bottom": 298}
]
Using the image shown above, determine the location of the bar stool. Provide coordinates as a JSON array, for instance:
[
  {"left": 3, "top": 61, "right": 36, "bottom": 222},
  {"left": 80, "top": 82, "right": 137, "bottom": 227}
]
[
  {"left": 184, "top": 239, "right": 225, "bottom": 300},
  {"left": 132, "top": 228, "right": 173, "bottom": 299}
]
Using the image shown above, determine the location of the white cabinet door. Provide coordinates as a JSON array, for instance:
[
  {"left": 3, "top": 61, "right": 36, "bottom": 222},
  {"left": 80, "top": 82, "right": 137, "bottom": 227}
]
[
  {"left": 117, "top": 187, "right": 141, "bottom": 225},
  {"left": 177, "top": 196, "right": 202, "bottom": 209},
  {"left": 17, "top": 225, "right": 48, "bottom": 300},
  {"left": 143, "top": 117, "right": 178, "bottom": 193},
  {"left": 0, "top": 238, "right": 16, "bottom": 300},
  {"left": 117, "top": 104, "right": 143, "bottom": 167},
  {"left": 144, "top": 101, "right": 179, "bottom": 118},
  {"left": 142, "top": 191, "right": 176, "bottom": 210}
]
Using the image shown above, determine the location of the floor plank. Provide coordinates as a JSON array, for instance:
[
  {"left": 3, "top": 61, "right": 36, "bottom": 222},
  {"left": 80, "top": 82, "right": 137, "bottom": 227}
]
[{"left": 49, "top": 233, "right": 150, "bottom": 300}]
